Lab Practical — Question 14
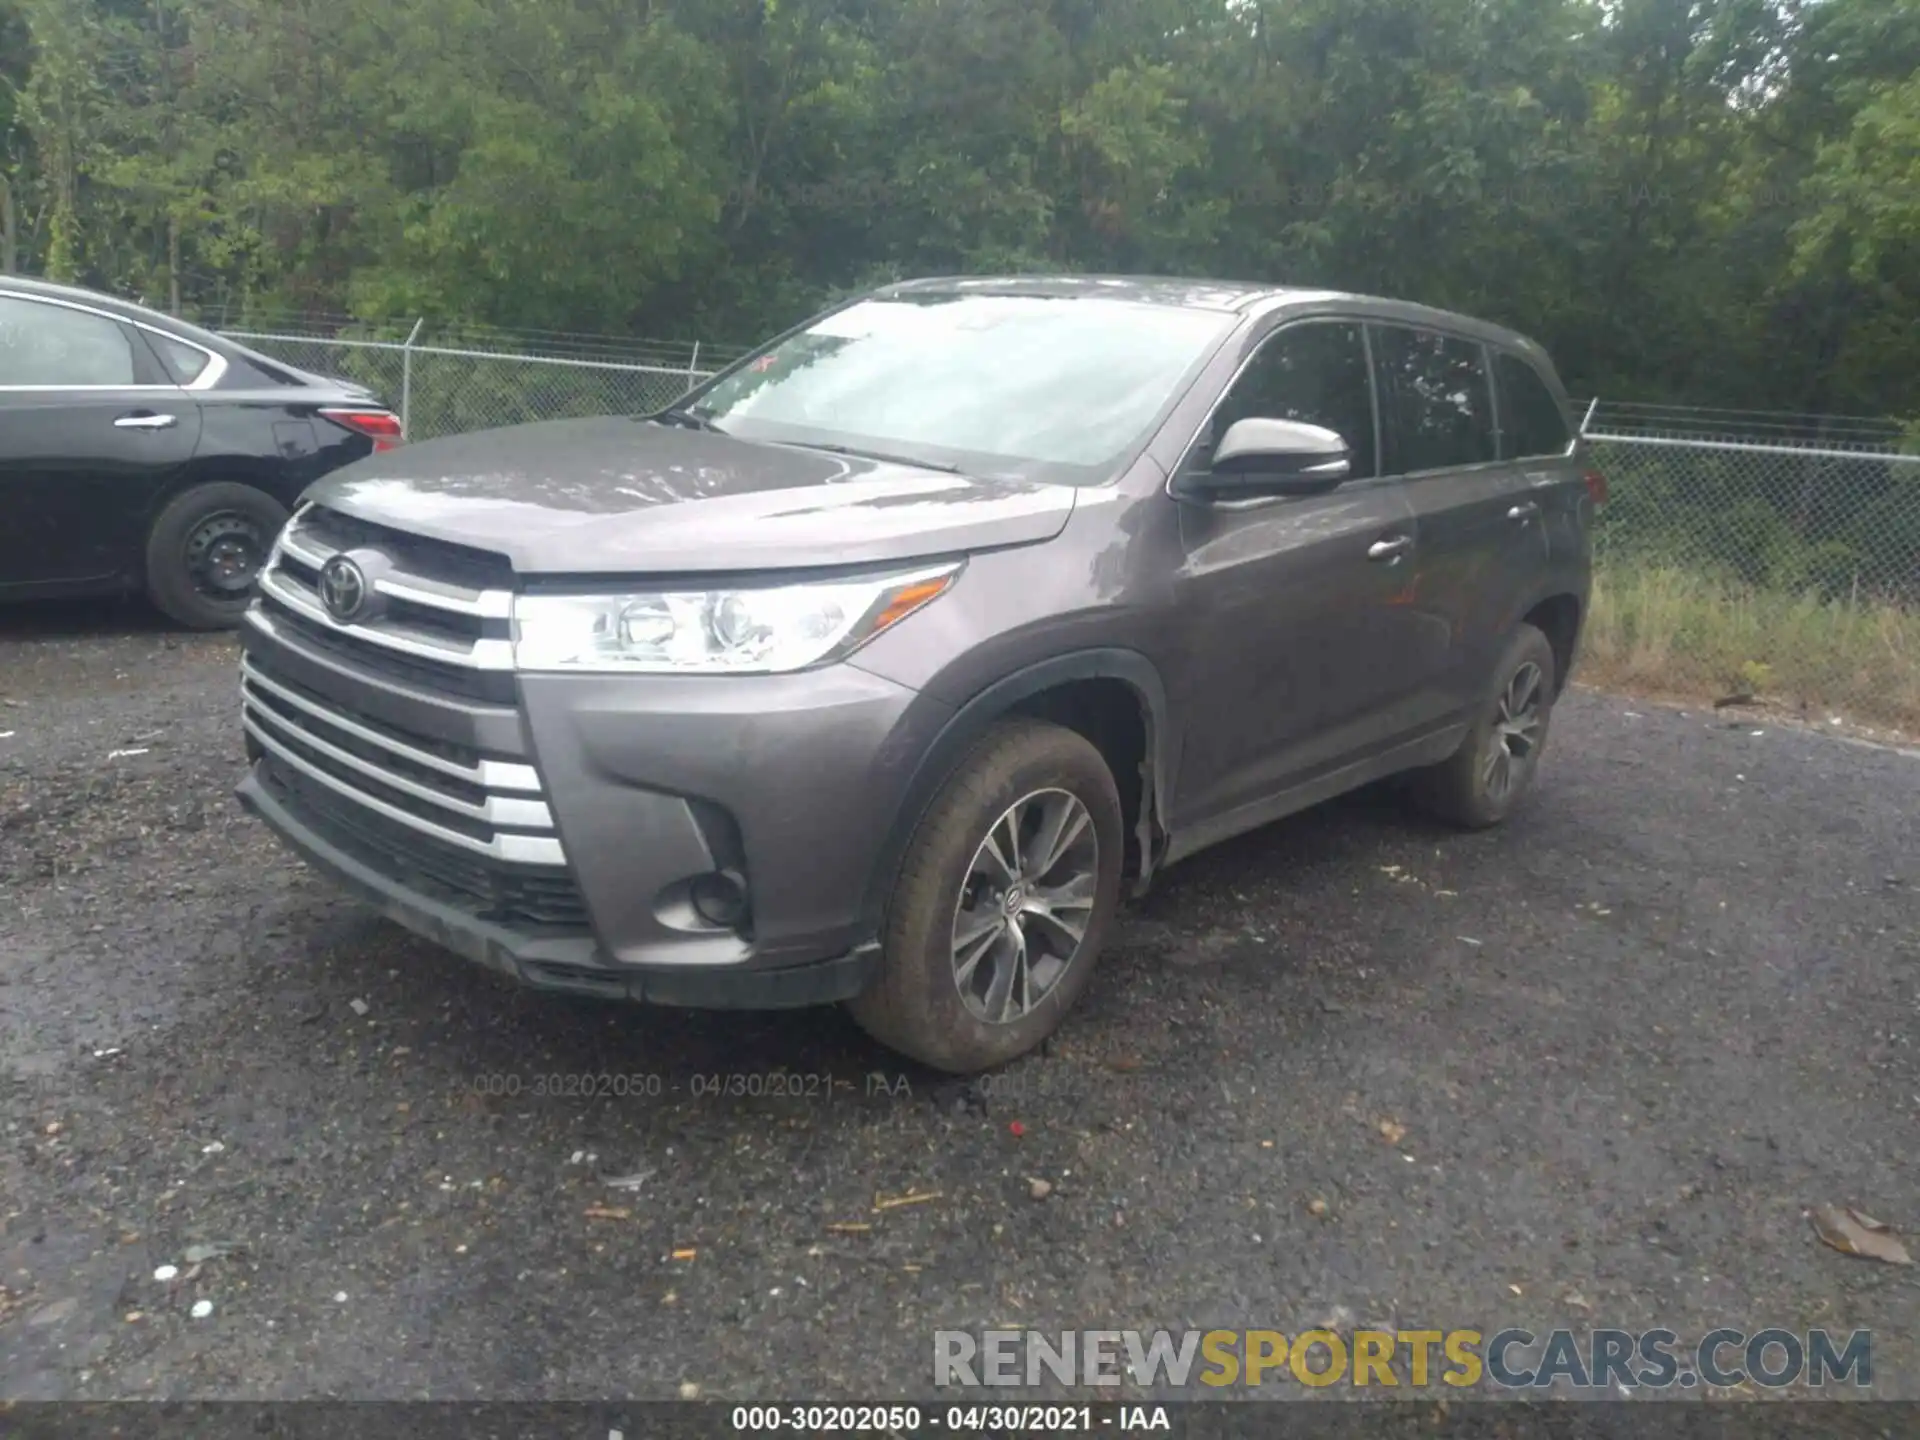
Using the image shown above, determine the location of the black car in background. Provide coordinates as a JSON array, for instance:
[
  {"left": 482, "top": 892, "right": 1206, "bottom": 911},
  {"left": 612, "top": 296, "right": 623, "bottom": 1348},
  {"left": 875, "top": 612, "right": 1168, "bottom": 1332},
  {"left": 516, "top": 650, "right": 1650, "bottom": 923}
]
[{"left": 0, "top": 277, "right": 403, "bottom": 628}]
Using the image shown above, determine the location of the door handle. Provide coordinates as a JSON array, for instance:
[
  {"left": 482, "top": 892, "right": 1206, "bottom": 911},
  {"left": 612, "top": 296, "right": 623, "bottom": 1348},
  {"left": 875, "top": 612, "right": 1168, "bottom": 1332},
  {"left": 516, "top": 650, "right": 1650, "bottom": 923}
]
[
  {"left": 1507, "top": 501, "right": 1540, "bottom": 522},
  {"left": 1367, "top": 536, "right": 1414, "bottom": 563},
  {"left": 115, "top": 412, "right": 179, "bottom": 430}
]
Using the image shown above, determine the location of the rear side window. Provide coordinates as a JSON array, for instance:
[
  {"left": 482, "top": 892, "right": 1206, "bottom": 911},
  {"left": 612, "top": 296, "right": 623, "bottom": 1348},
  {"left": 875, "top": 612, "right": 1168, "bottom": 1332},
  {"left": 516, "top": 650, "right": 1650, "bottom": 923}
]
[
  {"left": 148, "top": 331, "right": 214, "bottom": 385},
  {"left": 1494, "top": 351, "right": 1572, "bottom": 458},
  {"left": 1370, "top": 324, "right": 1496, "bottom": 474},
  {"left": 0, "top": 296, "right": 138, "bottom": 387},
  {"left": 1206, "top": 320, "right": 1378, "bottom": 479}
]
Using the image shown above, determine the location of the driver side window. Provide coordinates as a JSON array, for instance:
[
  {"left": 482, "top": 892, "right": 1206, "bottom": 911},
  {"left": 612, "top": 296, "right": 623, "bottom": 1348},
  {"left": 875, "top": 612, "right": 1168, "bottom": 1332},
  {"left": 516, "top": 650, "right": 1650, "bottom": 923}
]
[{"left": 1197, "top": 321, "right": 1379, "bottom": 479}]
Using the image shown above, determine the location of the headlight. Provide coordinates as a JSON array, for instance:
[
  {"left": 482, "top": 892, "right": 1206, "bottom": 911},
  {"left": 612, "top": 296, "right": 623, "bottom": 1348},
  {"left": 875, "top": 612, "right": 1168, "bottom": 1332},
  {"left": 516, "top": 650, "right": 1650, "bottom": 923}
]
[{"left": 511, "top": 562, "right": 961, "bottom": 674}]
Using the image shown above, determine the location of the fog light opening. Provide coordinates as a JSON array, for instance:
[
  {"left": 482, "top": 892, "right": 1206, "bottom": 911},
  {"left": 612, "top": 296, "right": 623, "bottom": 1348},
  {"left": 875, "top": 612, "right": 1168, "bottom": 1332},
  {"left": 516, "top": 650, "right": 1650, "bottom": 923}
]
[{"left": 689, "top": 871, "right": 749, "bottom": 930}]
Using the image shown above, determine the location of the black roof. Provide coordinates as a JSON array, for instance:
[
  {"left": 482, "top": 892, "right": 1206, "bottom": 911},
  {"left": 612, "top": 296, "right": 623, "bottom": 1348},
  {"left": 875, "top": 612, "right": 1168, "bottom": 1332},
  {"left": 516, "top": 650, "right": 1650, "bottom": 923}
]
[
  {"left": 0, "top": 274, "right": 250, "bottom": 358},
  {"left": 2, "top": 274, "right": 184, "bottom": 326},
  {"left": 0, "top": 274, "right": 352, "bottom": 389}
]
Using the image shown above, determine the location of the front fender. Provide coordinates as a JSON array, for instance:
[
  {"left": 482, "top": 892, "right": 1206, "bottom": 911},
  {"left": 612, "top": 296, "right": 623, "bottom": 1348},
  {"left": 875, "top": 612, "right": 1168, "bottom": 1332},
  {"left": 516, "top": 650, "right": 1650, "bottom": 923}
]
[{"left": 854, "top": 648, "right": 1175, "bottom": 935}]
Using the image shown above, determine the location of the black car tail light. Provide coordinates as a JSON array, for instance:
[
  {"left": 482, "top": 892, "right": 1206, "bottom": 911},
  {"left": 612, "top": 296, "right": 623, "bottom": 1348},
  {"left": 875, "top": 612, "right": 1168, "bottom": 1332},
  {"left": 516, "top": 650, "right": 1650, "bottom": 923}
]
[{"left": 319, "top": 408, "right": 405, "bottom": 452}]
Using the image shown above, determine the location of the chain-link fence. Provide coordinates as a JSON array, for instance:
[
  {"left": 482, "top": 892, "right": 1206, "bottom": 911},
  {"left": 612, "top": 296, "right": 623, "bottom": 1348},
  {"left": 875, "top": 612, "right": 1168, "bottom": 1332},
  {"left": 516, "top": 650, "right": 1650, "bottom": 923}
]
[
  {"left": 1581, "top": 404, "right": 1920, "bottom": 734},
  {"left": 222, "top": 326, "right": 724, "bottom": 442},
  {"left": 225, "top": 325, "right": 1920, "bottom": 732}
]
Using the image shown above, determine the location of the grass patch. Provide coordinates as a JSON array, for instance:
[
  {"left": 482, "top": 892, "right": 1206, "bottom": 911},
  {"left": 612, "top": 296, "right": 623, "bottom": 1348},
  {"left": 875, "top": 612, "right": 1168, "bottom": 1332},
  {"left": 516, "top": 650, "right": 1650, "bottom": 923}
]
[{"left": 1582, "top": 560, "right": 1920, "bottom": 733}]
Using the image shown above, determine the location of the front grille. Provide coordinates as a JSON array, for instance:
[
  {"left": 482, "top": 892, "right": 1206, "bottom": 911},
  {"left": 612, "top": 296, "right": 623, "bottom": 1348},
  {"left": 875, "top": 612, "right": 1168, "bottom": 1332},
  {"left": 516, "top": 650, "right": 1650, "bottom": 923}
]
[
  {"left": 242, "top": 657, "right": 484, "bottom": 769},
  {"left": 277, "top": 547, "right": 486, "bottom": 650},
  {"left": 254, "top": 600, "right": 517, "bottom": 705},
  {"left": 297, "top": 505, "right": 515, "bottom": 592},
  {"left": 253, "top": 502, "right": 517, "bottom": 705},
  {"left": 243, "top": 503, "right": 587, "bottom": 933},
  {"left": 241, "top": 653, "right": 560, "bottom": 865}
]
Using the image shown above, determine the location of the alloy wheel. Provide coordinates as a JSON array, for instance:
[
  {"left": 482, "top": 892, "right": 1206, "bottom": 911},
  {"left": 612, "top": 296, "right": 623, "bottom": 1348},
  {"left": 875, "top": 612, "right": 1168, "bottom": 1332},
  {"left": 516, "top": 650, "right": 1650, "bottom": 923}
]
[
  {"left": 950, "top": 788, "right": 1100, "bottom": 1024},
  {"left": 1483, "top": 660, "right": 1545, "bottom": 803}
]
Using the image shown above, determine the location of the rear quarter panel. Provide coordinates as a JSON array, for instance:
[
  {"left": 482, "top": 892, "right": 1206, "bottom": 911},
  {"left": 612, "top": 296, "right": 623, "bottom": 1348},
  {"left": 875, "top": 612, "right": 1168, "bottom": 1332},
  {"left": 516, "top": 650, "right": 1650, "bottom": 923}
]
[{"left": 172, "top": 395, "right": 374, "bottom": 517}]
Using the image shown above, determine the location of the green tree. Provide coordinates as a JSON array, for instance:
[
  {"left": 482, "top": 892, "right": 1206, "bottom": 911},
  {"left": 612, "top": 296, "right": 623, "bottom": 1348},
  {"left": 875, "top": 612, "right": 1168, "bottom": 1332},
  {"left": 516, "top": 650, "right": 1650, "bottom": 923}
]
[{"left": 0, "top": 0, "right": 1915, "bottom": 426}]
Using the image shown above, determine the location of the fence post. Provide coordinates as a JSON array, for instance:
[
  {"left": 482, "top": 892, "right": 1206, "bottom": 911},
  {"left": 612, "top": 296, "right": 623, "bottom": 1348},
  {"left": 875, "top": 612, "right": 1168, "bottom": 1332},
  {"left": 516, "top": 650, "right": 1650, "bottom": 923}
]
[{"left": 400, "top": 318, "right": 425, "bottom": 435}]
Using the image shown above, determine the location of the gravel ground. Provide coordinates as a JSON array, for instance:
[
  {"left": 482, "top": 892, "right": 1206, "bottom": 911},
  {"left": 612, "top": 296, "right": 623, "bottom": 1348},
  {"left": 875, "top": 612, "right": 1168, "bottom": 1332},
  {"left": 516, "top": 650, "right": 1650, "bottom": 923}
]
[{"left": 1, "top": 599, "right": 1916, "bottom": 1403}]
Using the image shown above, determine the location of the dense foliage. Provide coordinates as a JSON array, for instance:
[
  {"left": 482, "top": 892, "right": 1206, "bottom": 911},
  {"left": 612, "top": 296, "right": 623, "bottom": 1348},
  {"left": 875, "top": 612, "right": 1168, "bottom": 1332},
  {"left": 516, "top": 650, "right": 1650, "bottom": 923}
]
[{"left": 1, "top": 0, "right": 1917, "bottom": 416}]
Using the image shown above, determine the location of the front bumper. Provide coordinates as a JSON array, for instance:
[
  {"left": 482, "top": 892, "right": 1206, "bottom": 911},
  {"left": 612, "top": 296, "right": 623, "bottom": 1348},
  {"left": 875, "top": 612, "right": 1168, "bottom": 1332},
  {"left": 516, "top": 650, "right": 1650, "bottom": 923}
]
[
  {"left": 236, "top": 600, "right": 955, "bottom": 1008},
  {"left": 239, "top": 761, "right": 880, "bottom": 1007}
]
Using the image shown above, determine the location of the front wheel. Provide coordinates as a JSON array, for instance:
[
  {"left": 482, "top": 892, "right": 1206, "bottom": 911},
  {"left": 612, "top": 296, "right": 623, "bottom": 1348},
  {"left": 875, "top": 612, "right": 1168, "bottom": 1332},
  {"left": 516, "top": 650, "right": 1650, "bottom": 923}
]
[
  {"left": 144, "top": 482, "right": 289, "bottom": 630},
  {"left": 849, "top": 720, "right": 1124, "bottom": 1074},
  {"left": 1409, "top": 622, "right": 1558, "bottom": 829}
]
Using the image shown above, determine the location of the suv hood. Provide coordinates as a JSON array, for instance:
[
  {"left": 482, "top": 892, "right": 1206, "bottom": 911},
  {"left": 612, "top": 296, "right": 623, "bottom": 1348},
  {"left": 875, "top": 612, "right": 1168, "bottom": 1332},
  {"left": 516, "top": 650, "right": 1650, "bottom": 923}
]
[{"left": 304, "top": 416, "right": 1077, "bottom": 575}]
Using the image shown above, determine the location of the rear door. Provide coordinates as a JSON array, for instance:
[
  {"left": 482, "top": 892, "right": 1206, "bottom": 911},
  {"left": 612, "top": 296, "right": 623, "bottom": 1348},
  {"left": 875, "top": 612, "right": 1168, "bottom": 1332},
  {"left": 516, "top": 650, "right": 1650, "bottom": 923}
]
[
  {"left": 1490, "top": 346, "right": 1584, "bottom": 564},
  {"left": 1167, "top": 318, "right": 1444, "bottom": 832},
  {"left": 1369, "top": 323, "right": 1546, "bottom": 720},
  {"left": 0, "top": 293, "right": 202, "bottom": 589}
]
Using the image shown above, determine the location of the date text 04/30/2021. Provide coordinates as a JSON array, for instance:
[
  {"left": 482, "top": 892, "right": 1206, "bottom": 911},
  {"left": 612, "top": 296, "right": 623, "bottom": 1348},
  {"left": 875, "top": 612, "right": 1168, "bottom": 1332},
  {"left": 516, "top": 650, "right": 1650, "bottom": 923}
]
[{"left": 722, "top": 1405, "right": 1170, "bottom": 1432}]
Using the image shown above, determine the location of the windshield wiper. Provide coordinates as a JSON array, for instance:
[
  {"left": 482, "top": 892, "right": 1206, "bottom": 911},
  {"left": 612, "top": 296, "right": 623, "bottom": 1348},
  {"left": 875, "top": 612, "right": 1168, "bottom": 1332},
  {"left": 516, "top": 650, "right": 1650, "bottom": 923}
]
[
  {"left": 784, "top": 440, "right": 961, "bottom": 474},
  {"left": 654, "top": 405, "right": 725, "bottom": 433}
]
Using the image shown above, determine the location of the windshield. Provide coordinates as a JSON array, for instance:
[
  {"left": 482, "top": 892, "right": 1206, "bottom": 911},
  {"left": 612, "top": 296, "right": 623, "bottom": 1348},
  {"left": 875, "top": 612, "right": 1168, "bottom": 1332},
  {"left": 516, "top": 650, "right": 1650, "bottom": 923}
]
[{"left": 682, "top": 292, "right": 1236, "bottom": 485}]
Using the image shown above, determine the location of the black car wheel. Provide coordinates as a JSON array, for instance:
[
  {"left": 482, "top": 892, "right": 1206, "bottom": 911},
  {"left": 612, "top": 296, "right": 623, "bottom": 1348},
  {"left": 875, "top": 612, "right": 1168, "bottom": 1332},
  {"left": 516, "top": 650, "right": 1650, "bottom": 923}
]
[
  {"left": 849, "top": 719, "right": 1124, "bottom": 1073},
  {"left": 145, "top": 482, "right": 289, "bottom": 630}
]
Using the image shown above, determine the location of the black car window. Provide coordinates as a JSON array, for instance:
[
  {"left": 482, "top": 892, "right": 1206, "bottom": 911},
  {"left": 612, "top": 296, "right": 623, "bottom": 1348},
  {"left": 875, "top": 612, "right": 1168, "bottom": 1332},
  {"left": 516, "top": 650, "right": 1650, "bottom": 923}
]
[
  {"left": 149, "top": 331, "right": 213, "bottom": 385},
  {"left": 1371, "top": 325, "right": 1496, "bottom": 474},
  {"left": 0, "top": 296, "right": 139, "bottom": 387},
  {"left": 1203, "top": 321, "right": 1378, "bottom": 478},
  {"left": 1494, "top": 351, "right": 1572, "bottom": 458}
]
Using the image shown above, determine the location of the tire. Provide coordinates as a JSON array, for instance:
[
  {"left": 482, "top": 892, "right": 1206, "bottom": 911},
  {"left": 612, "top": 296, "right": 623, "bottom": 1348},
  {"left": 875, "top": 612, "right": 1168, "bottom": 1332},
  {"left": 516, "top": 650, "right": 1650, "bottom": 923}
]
[
  {"left": 1409, "top": 622, "right": 1558, "bottom": 829},
  {"left": 849, "top": 719, "right": 1124, "bottom": 1074},
  {"left": 144, "top": 482, "right": 289, "bottom": 630}
]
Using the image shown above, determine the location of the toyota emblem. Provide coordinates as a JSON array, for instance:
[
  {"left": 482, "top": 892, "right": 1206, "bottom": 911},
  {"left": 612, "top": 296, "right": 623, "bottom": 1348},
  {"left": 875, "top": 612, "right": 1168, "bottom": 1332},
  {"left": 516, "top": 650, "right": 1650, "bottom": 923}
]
[{"left": 318, "top": 554, "right": 369, "bottom": 623}]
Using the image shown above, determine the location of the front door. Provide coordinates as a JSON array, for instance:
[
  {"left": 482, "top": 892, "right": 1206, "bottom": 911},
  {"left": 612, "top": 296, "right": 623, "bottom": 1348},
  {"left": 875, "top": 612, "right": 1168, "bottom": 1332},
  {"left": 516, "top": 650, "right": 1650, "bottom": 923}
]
[
  {"left": 1166, "top": 319, "right": 1443, "bottom": 833},
  {"left": 0, "top": 293, "right": 201, "bottom": 589}
]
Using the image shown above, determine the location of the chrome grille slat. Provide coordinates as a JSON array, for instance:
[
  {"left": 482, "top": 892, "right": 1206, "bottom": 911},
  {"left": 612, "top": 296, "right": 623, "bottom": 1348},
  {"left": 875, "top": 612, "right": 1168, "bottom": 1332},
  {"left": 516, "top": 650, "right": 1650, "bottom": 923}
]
[
  {"left": 259, "top": 566, "right": 515, "bottom": 670},
  {"left": 239, "top": 656, "right": 539, "bottom": 793},
  {"left": 277, "top": 528, "right": 334, "bottom": 570},
  {"left": 262, "top": 764, "right": 588, "bottom": 928},
  {"left": 293, "top": 504, "right": 515, "bottom": 590},
  {"left": 259, "top": 503, "right": 517, "bottom": 672},
  {"left": 243, "top": 600, "right": 517, "bottom": 707},
  {"left": 243, "top": 693, "right": 552, "bottom": 829},
  {"left": 279, "top": 526, "right": 510, "bottom": 619},
  {"left": 244, "top": 716, "right": 565, "bottom": 867},
  {"left": 377, "top": 573, "right": 512, "bottom": 619},
  {"left": 240, "top": 605, "right": 518, "bottom": 722}
]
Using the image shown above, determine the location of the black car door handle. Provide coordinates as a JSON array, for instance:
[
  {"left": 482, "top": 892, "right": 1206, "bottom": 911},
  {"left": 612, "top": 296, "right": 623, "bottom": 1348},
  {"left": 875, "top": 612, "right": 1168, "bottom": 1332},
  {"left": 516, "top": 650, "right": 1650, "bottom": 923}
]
[
  {"left": 114, "top": 412, "right": 179, "bottom": 431},
  {"left": 1507, "top": 501, "right": 1540, "bottom": 522},
  {"left": 1367, "top": 535, "right": 1414, "bottom": 563}
]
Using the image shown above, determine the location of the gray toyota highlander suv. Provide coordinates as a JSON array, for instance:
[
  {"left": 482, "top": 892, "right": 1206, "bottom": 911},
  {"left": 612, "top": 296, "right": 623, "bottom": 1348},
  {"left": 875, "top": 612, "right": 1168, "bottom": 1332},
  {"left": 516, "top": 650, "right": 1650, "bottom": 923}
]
[{"left": 235, "top": 276, "right": 1597, "bottom": 1073}]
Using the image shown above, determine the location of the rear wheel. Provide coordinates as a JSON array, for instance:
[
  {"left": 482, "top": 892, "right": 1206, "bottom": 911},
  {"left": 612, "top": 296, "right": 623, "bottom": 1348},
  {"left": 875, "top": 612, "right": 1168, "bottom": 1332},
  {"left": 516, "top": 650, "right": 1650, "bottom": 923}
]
[
  {"left": 144, "top": 482, "right": 288, "bottom": 630},
  {"left": 1409, "top": 622, "right": 1558, "bottom": 828},
  {"left": 849, "top": 720, "right": 1124, "bottom": 1073}
]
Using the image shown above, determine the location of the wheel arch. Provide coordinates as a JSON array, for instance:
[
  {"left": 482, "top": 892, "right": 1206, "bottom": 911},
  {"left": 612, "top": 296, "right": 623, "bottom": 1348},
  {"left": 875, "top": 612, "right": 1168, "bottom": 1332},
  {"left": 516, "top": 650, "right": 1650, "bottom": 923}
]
[
  {"left": 859, "top": 649, "right": 1174, "bottom": 936},
  {"left": 1518, "top": 591, "right": 1584, "bottom": 696},
  {"left": 137, "top": 459, "right": 304, "bottom": 559},
  {"left": 172, "top": 455, "right": 309, "bottom": 511}
]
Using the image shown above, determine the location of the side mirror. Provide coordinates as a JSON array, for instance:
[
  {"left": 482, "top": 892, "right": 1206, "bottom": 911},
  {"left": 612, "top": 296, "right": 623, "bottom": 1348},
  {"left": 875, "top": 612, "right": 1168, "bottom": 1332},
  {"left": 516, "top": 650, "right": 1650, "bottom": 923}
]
[{"left": 1194, "top": 417, "right": 1352, "bottom": 497}]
